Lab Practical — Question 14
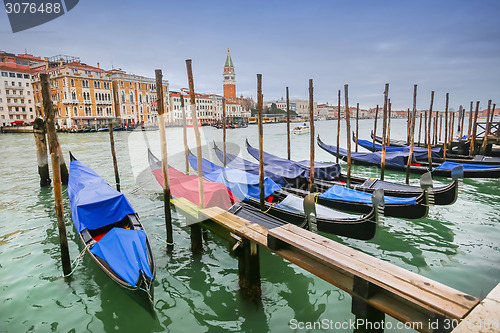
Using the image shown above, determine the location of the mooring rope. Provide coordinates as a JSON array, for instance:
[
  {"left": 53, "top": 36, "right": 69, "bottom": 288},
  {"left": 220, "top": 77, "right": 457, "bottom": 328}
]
[{"left": 63, "top": 243, "right": 91, "bottom": 277}]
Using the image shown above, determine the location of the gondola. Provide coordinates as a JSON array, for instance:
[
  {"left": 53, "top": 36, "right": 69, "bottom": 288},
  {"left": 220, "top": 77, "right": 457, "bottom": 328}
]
[
  {"left": 360, "top": 132, "right": 500, "bottom": 165},
  {"left": 213, "top": 143, "right": 427, "bottom": 218},
  {"left": 318, "top": 135, "right": 500, "bottom": 178},
  {"left": 188, "top": 151, "right": 379, "bottom": 240},
  {"left": 147, "top": 150, "right": 295, "bottom": 234},
  {"left": 68, "top": 153, "right": 155, "bottom": 311},
  {"left": 244, "top": 140, "right": 459, "bottom": 205}
]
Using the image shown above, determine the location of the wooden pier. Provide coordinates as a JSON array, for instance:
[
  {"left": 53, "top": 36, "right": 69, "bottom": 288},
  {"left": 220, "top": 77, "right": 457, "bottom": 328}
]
[{"left": 171, "top": 197, "right": 482, "bottom": 333}]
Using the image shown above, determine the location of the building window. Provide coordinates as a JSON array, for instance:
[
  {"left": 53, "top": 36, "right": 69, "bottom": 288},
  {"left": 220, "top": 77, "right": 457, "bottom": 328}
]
[
  {"left": 23, "top": 74, "right": 29, "bottom": 79},
  {"left": 9, "top": 73, "right": 15, "bottom": 78},
  {"left": 1, "top": 72, "right": 7, "bottom": 77},
  {"left": 121, "top": 91, "right": 125, "bottom": 102},
  {"left": 130, "top": 92, "right": 134, "bottom": 103},
  {"left": 16, "top": 73, "right": 22, "bottom": 78}
]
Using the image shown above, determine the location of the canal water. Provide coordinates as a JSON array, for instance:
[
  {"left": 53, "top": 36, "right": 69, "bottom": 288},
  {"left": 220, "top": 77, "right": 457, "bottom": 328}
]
[{"left": 1, "top": 119, "right": 499, "bottom": 332}]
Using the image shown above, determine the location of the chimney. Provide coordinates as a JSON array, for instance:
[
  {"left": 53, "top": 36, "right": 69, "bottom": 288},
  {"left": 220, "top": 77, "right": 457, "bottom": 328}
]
[
  {"left": 97, "top": 62, "right": 100, "bottom": 68},
  {"left": 44, "top": 57, "right": 48, "bottom": 70}
]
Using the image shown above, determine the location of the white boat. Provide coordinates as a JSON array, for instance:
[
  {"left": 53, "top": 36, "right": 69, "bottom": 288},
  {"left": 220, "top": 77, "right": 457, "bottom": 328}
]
[{"left": 291, "top": 125, "right": 310, "bottom": 135}]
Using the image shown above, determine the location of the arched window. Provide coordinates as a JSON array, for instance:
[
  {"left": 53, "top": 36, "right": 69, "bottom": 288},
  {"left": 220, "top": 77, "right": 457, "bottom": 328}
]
[
  {"left": 130, "top": 92, "right": 134, "bottom": 103},
  {"left": 70, "top": 79, "right": 74, "bottom": 87},
  {"left": 71, "top": 92, "right": 76, "bottom": 99},
  {"left": 121, "top": 91, "right": 125, "bottom": 102}
]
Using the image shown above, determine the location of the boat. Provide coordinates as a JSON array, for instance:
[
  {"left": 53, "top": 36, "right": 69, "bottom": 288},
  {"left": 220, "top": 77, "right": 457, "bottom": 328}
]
[
  {"left": 318, "top": 135, "right": 500, "bottom": 178},
  {"left": 371, "top": 130, "right": 440, "bottom": 148},
  {"left": 147, "top": 149, "right": 291, "bottom": 231},
  {"left": 357, "top": 132, "right": 500, "bottom": 165},
  {"left": 242, "top": 140, "right": 459, "bottom": 205},
  {"left": 245, "top": 139, "right": 341, "bottom": 181},
  {"left": 213, "top": 143, "right": 427, "bottom": 219},
  {"left": 147, "top": 149, "right": 239, "bottom": 209},
  {"left": 188, "top": 151, "right": 379, "bottom": 240},
  {"left": 68, "top": 153, "right": 156, "bottom": 311},
  {"left": 291, "top": 124, "right": 310, "bottom": 135}
]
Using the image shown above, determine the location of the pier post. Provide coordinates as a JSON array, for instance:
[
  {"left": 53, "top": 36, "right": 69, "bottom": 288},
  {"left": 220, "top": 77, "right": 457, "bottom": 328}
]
[
  {"left": 180, "top": 91, "right": 189, "bottom": 174},
  {"left": 40, "top": 73, "right": 71, "bottom": 276},
  {"left": 337, "top": 89, "right": 341, "bottom": 163},
  {"left": 155, "top": 69, "right": 174, "bottom": 250},
  {"left": 424, "top": 110, "right": 428, "bottom": 146},
  {"left": 186, "top": 60, "right": 206, "bottom": 246},
  {"left": 257, "top": 74, "right": 265, "bottom": 211},
  {"left": 237, "top": 238, "right": 261, "bottom": 302},
  {"left": 309, "top": 79, "right": 315, "bottom": 192},
  {"left": 427, "top": 91, "right": 434, "bottom": 167},
  {"left": 372, "top": 105, "right": 379, "bottom": 151},
  {"left": 351, "top": 276, "right": 385, "bottom": 333},
  {"left": 460, "top": 105, "right": 465, "bottom": 140},
  {"left": 108, "top": 123, "right": 120, "bottom": 192},
  {"left": 344, "top": 84, "right": 351, "bottom": 188},
  {"left": 450, "top": 111, "right": 455, "bottom": 144},
  {"left": 33, "top": 117, "right": 51, "bottom": 186},
  {"left": 406, "top": 84, "right": 417, "bottom": 184},
  {"left": 286, "top": 87, "right": 291, "bottom": 160}
]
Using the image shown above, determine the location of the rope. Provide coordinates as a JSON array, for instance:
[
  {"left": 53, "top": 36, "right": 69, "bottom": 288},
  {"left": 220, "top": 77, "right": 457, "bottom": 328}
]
[
  {"left": 262, "top": 202, "right": 275, "bottom": 213},
  {"left": 63, "top": 243, "right": 91, "bottom": 277}
]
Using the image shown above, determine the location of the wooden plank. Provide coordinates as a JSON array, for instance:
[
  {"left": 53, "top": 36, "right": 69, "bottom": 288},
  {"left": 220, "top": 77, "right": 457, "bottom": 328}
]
[
  {"left": 268, "top": 224, "right": 478, "bottom": 320},
  {"left": 199, "top": 207, "right": 269, "bottom": 246}
]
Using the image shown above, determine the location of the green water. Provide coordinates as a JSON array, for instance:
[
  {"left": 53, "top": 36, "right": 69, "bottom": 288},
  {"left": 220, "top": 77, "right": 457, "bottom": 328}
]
[{"left": 1, "top": 119, "right": 499, "bottom": 332}]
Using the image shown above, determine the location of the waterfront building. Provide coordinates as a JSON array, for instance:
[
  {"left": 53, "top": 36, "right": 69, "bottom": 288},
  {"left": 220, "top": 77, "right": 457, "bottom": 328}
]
[
  {"left": 31, "top": 55, "right": 115, "bottom": 129},
  {"left": 108, "top": 69, "right": 168, "bottom": 127},
  {"left": 169, "top": 89, "right": 214, "bottom": 125},
  {"left": 0, "top": 51, "right": 43, "bottom": 127}
]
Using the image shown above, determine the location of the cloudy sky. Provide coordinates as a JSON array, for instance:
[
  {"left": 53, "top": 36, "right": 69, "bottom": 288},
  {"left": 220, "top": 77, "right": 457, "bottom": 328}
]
[{"left": 2, "top": 0, "right": 499, "bottom": 110}]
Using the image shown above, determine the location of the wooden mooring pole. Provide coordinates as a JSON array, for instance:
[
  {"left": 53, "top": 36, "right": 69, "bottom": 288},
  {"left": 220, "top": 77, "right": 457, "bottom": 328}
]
[
  {"left": 380, "top": 84, "right": 389, "bottom": 180},
  {"left": 407, "top": 108, "right": 411, "bottom": 145},
  {"left": 344, "top": 84, "right": 351, "bottom": 188},
  {"left": 424, "top": 110, "right": 428, "bottom": 146},
  {"left": 470, "top": 101, "right": 480, "bottom": 156},
  {"left": 336, "top": 89, "right": 341, "bottom": 163},
  {"left": 355, "top": 103, "right": 359, "bottom": 152},
  {"left": 460, "top": 105, "right": 465, "bottom": 140},
  {"left": 467, "top": 101, "right": 473, "bottom": 141},
  {"left": 418, "top": 112, "right": 422, "bottom": 146},
  {"left": 33, "top": 117, "right": 51, "bottom": 186},
  {"left": 309, "top": 79, "right": 315, "bottom": 192},
  {"left": 286, "top": 87, "right": 291, "bottom": 160},
  {"left": 40, "top": 73, "right": 71, "bottom": 276},
  {"left": 186, "top": 60, "right": 205, "bottom": 250},
  {"left": 443, "top": 93, "right": 449, "bottom": 160},
  {"left": 406, "top": 84, "right": 417, "bottom": 184},
  {"left": 155, "top": 69, "right": 174, "bottom": 250},
  {"left": 257, "top": 74, "right": 265, "bottom": 211},
  {"left": 480, "top": 100, "right": 492, "bottom": 154},
  {"left": 108, "top": 123, "right": 120, "bottom": 191},
  {"left": 180, "top": 92, "right": 189, "bottom": 174},
  {"left": 427, "top": 91, "right": 434, "bottom": 167},
  {"left": 222, "top": 97, "right": 227, "bottom": 167},
  {"left": 387, "top": 99, "right": 391, "bottom": 146},
  {"left": 439, "top": 113, "right": 443, "bottom": 142}
]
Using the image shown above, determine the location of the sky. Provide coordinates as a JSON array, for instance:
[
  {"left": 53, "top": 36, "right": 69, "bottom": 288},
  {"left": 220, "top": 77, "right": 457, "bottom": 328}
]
[{"left": 2, "top": 0, "right": 500, "bottom": 111}]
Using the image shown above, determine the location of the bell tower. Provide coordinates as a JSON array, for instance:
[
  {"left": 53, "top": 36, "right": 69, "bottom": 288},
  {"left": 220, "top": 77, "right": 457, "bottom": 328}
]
[{"left": 223, "top": 48, "right": 236, "bottom": 100}]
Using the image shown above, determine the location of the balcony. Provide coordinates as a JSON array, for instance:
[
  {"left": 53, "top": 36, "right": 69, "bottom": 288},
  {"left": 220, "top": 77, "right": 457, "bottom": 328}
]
[
  {"left": 83, "top": 99, "right": 92, "bottom": 105},
  {"left": 7, "top": 101, "right": 26, "bottom": 107},
  {"left": 62, "top": 99, "right": 79, "bottom": 104}
]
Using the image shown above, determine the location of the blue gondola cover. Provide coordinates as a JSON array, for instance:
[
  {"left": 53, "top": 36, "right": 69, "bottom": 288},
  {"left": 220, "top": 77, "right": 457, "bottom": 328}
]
[
  {"left": 89, "top": 228, "right": 153, "bottom": 287},
  {"left": 68, "top": 160, "right": 135, "bottom": 232},
  {"left": 189, "top": 155, "right": 281, "bottom": 200},
  {"left": 436, "top": 161, "right": 500, "bottom": 170},
  {"left": 319, "top": 185, "right": 417, "bottom": 205}
]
